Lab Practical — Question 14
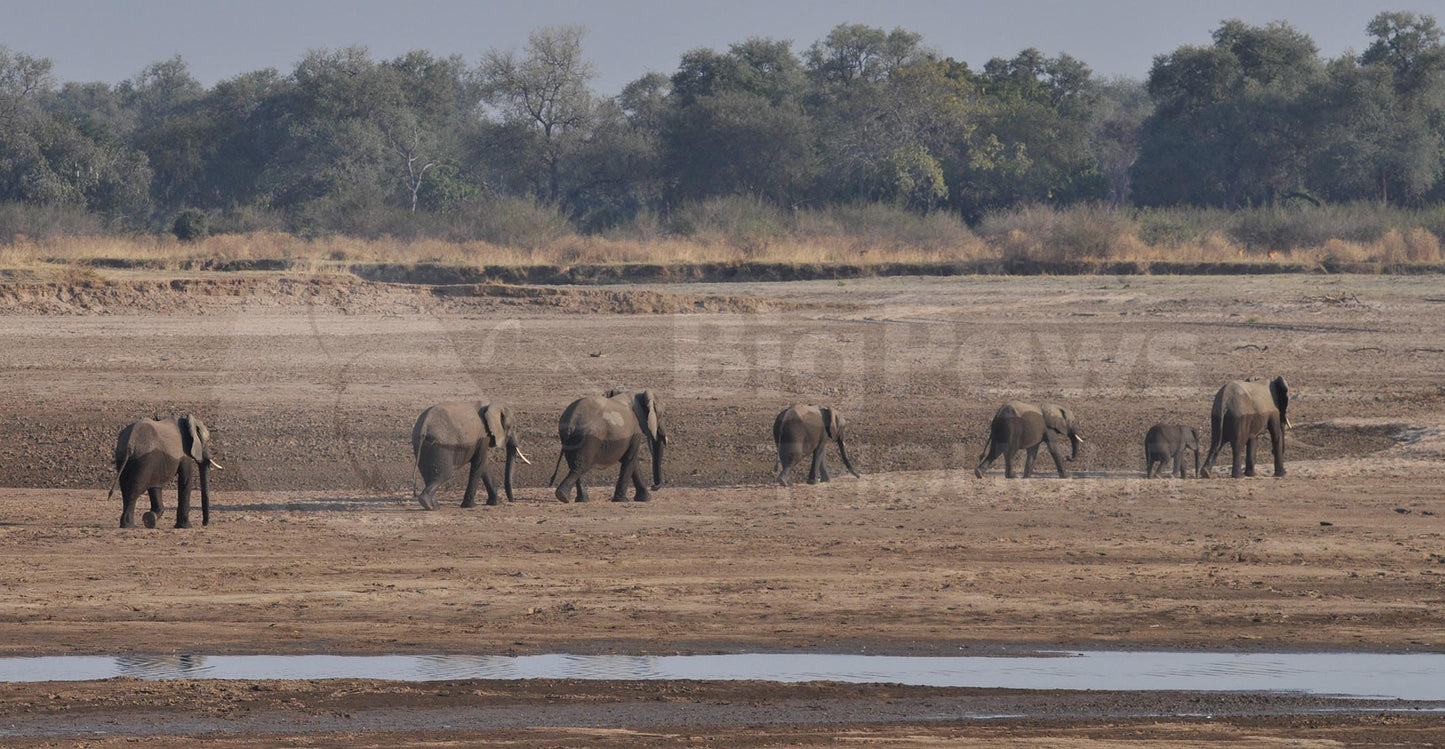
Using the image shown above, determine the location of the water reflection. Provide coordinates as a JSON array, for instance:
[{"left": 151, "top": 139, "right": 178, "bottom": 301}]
[
  {"left": 116, "top": 654, "right": 210, "bottom": 679},
  {"left": 0, "top": 651, "right": 1440, "bottom": 701}
]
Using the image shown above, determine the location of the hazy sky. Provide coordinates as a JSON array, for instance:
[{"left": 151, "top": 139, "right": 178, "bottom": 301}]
[{"left": 5, "top": 0, "right": 1444, "bottom": 94}]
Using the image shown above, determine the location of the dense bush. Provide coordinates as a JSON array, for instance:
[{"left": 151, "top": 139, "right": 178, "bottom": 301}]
[{"left": 171, "top": 209, "right": 210, "bottom": 242}]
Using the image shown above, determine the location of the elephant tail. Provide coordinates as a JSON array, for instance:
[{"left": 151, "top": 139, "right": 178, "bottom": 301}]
[
  {"left": 411, "top": 439, "right": 422, "bottom": 501},
  {"left": 410, "top": 414, "right": 431, "bottom": 502},
  {"left": 1210, "top": 395, "right": 1225, "bottom": 452},
  {"left": 548, "top": 449, "right": 565, "bottom": 487},
  {"left": 106, "top": 450, "right": 131, "bottom": 502}
]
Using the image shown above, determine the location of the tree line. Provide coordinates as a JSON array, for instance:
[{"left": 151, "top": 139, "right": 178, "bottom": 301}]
[{"left": 1, "top": 12, "right": 1443, "bottom": 240}]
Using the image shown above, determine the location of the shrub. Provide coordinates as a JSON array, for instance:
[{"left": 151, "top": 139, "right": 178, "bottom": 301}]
[
  {"left": 453, "top": 196, "right": 576, "bottom": 249},
  {"left": 171, "top": 209, "right": 210, "bottom": 243},
  {"left": 668, "top": 196, "right": 787, "bottom": 256},
  {"left": 797, "top": 203, "right": 978, "bottom": 254},
  {"left": 0, "top": 203, "right": 106, "bottom": 241},
  {"left": 979, "top": 204, "right": 1144, "bottom": 261}
]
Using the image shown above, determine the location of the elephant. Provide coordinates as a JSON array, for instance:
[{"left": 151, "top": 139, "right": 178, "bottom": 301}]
[
  {"left": 1144, "top": 423, "right": 1200, "bottom": 478},
  {"left": 549, "top": 390, "right": 666, "bottom": 503},
  {"left": 108, "top": 414, "right": 220, "bottom": 529},
  {"left": 1201, "top": 377, "right": 1291, "bottom": 478},
  {"left": 973, "top": 402, "right": 1083, "bottom": 479},
  {"left": 412, "top": 401, "right": 531, "bottom": 510},
  {"left": 772, "top": 404, "right": 860, "bottom": 486}
]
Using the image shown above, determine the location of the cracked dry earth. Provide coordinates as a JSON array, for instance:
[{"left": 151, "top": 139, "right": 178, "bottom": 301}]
[{"left": 0, "top": 272, "right": 1442, "bottom": 744}]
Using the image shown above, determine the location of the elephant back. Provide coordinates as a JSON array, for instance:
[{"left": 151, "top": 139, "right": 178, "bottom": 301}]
[
  {"left": 415, "top": 402, "right": 484, "bottom": 448},
  {"left": 559, "top": 396, "right": 636, "bottom": 441},
  {"left": 117, "top": 418, "right": 182, "bottom": 461}
]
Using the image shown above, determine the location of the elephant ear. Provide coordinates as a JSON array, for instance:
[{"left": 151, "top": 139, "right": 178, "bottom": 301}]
[
  {"left": 1042, "top": 405, "right": 1068, "bottom": 434},
  {"left": 1270, "top": 376, "right": 1289, "bottom": 410},
  {"left": 821, "top": 407, "right": 840, "bottom": 440},
  {"left": 636, "top": 391, "right": 658, "bottom": 441},
  {"left": 179, "top": 414, "right": 206, "bottom": 464},
  {"left": 479, "top": 405, "right": 501, "bottom": 448}
]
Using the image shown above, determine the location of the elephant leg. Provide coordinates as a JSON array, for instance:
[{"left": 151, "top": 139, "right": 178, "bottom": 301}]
[
  {"left": 1269, "top": 418, "right": 1286, "bottom": 477},
  {"left": 807, "top": 443, "right": 824, "bottom": 484},
  {"left": 147, "top": 487, "right": 164, "bottom": 517},
  {"left": 1003, "top": 445, "right": 1017, "bottom": 479},
  {"left": 974, "top": 442, "right": 1002, "bottom": 478},
  {"left": 556, "top": 448, "right": 592, "bottom": 503},
  {"left": 1146, "top": 455, "right": 1158, "bottom": 479},
  {"left": 631, "top": 460, "right": 652, "bottom": 503},
  {"left": 119, "top": 482, "right": 141, "bottom": 529},
  {"left": 776, "top": 454, "right": 794, "bottom": 486},
  {"left": 174, "top": 461, "right": 195, "bottom": 529},
  {"left": 555, "top": 468, "right": 585, "bottom": 503},
  {"left": 479, "top": 467, "right": 501, "bottom": 506},
  {"left": 818, "top": 448, "right": 832, "bottom": 483},
  {"left": 1229, "top": 436, "right": 1244, "bottom": 478},
  {"left": 1201, "top": 440, "right": 1222, "bottom": 479},
  {"left": 1023, "top": 445, "right": 1040, "bottom": 478},
  {"left": 612, "top": 450, "right": 639, "bottom": 503},
  {"left": 1244, "top": 437, "right": 1258, "bottom": 477},
  {"left": 418, "top": 475, "right": 444, "bottom": 511},
  {"left": 462, "top": 455, "right": 497, "bottom": 508},
  {"left": 1045, "top": 438, "right": 1070, "bottom": 478}
]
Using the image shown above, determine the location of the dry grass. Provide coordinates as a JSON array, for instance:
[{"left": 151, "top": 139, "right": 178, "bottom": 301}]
[
  {"left": 0, "top": 231, "right": 993, "bottom": 270},
  {"left": 1, "top": 208, "right": 1442, "bottom": 272}
]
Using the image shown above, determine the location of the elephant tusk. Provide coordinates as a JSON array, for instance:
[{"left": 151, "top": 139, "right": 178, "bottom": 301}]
[
  {"left": 1284, "top": 416, "right": 1293, "bottom": 430},
  {"left": 514, "top": 448, "right": 533, "bottom": 465},
  {"left": 207, "top": 458, "right": 224, "bottom": 470},
  {"left": 1074, "top": 435, "right": 1085, "bottom": 443}
]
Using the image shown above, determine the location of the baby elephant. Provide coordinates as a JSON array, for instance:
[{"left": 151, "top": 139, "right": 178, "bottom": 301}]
[
  {"left": 1144, "top": 424, "right": 1200, "bottom": 478},
  {"left": 773, "top": 404, "right": 860, "bottom": 486}
]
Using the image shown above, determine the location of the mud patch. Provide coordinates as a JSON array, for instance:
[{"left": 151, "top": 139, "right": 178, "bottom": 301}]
[{"left": 1289, "top": 420, "right": 1412, "bottom": 458}]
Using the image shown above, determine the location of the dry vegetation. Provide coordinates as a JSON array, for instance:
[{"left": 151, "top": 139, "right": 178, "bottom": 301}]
[{"left": 4, "top": 202, "right": 1445, "bottom": 272}]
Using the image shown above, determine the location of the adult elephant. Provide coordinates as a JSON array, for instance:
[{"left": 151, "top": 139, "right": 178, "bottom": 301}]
[
  {"left": 773, "top": 404, "right": 859, "bottom": 486},
  {"left": 109, "top": 414, "right": 220, "bottom": 529},
  {"left": 1201, "top": 377, "right": 1290, "bottom": 478},
  {"left": 549, "top": 390, "right": 665, "bottom": 503},
  {"left": 412, "top": 401, "right": 530, "bottom": 510},
  {"left": 973, "top": 402, "right": 1083, "bottom": 479}
]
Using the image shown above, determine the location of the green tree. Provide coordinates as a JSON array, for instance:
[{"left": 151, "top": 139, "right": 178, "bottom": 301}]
[
  {"left": 478, "top": 25, "right": 597, "bottom": 203},
  {"left": 1133, "top": 21, "right": 1323, "bottom": 206}
]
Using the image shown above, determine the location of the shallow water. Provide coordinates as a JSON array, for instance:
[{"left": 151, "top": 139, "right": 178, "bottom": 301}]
[{"left": 2, "top": 651, "right": 1443, "bottom": 700}]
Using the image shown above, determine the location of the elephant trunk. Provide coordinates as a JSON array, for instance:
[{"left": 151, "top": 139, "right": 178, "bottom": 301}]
[
  {"left": 836, "top": 437, "right": 860, "bottom": 478},
  {"left": 650, "top": 427, "right": 666, "bottom": 489},
  {"left": 503, "top": 436, "right": 518, "bottom": 502},
  {"left": 1068, "top": 432, "right": 1082, "bottom": 462},
  {"left": 199, "top": 459, "right": 212, "bottom": 526}
]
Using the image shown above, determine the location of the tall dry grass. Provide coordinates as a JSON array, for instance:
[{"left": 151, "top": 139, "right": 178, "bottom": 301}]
[{"left": 1, "top": 202, "right": 1442, "bottom": 271}]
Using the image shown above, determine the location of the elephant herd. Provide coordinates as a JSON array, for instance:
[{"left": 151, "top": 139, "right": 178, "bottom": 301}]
[{"left": 106, "top": 376, "right": 1291, "bottom": 529}]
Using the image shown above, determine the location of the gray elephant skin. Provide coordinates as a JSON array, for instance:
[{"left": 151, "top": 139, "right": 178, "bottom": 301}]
[
  {"left": 773, "top": 404, "right": 860, "bottom": 486},
  {"left": 412, "top": 401, "right": 530, "bottom": 510},
  {"left": 109, "top": 414, "right": 220, "bottom": 529},
  {"left": 550, "top": 390, "right": 666, "bottom": 503},
  {"left": 1202, "top": 377, "right": 1291, "bottom": 478},
  {"left": 1144, "top": 423, "right": 1199, "bottom": 478},
  {"left": 974, "top": 402, "right": 1084, "bottom": 478}
]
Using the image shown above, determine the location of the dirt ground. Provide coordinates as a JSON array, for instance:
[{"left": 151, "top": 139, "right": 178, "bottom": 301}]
[{"left": 1, "top": 271, "right": 1443, "bottom": 742}]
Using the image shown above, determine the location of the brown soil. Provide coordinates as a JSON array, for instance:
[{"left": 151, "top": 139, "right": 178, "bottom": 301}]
[
  {"left": 0, "top": 679, "right": 1441, "bottom": 745},
  {"left": 1, "top": 271, "right": 1443, "bottom": 743}
]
